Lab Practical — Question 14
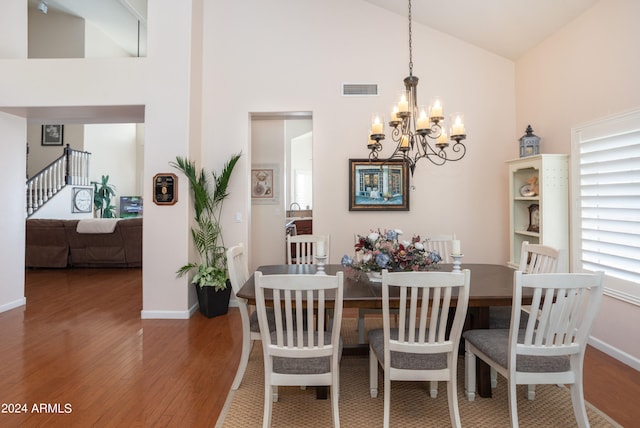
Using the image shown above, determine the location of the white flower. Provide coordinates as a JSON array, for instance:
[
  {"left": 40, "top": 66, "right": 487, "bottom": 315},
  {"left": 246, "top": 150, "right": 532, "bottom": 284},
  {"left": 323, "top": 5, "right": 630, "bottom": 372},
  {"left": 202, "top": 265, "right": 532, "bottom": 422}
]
[
  {"left": 363, "top": 253, "right": 372, "bottom": 263},
  {"left": 414, "top": 242, "right": 424, "bottom": 250},
  {"left": 368, "top": 232, "right": 379, "bottom": 242},
  {"left": 395, "top": 229, "right": 403, "bottom": 235},
  {"left": 402, "top": 240, "right": 411, "bottom": 247}
]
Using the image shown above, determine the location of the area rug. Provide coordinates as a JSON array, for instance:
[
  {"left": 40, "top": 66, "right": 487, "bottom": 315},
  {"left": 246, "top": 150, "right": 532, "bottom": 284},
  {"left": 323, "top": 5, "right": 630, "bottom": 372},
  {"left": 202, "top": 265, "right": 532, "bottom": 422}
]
[{"left": 216, "top": 318, "right": 619, "bottom": 427}]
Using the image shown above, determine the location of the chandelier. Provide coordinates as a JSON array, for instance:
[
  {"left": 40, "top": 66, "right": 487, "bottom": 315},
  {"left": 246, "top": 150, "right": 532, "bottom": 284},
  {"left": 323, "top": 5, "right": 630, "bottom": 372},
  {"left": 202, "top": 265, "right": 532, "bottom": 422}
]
[{"left": 367, "top": 0, "right": 467, "bottom": 175}]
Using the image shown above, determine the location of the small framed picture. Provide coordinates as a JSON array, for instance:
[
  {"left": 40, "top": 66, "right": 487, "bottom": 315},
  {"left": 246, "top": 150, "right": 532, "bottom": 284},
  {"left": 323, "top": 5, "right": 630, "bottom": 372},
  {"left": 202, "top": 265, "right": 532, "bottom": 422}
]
[
  {"left": 349, "top": 159, "right": 409, "bottom": 211},
  {"left": 41, "top": 125, "right": 64, "bottom": 146},
  {"left": 251, "top": 164, "right": 279, "bottom": 205}
]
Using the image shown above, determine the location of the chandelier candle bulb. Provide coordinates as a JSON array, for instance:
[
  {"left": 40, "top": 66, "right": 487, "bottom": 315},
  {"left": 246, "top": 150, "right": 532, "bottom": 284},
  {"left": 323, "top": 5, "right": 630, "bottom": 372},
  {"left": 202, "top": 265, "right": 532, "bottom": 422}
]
[
  {"left": 390, "top": 106, "right": 400, "bottom": 122},
  {"left": 401, "top": 135, "right": 410, "bottom": 149},
  {"left": 398, "top": 94, "right": 409, "bottom": 113},
  {"left": 451, "top": 114, "right": 465, "bottom": 136},
  {"left": 437, "top": 129, "right": 448, "bottom": 146},
  {"left": 452, "top": 239, "right": 461, "bottom": 256},
  {"left": 430, "top": 98, "right": 443, "bottom": 119},
  {"left": 417, "top": 109, "right": 430, "bottom": 130},
  {"left": 371, "top": 115, "right": 384, "bottom": 135}
]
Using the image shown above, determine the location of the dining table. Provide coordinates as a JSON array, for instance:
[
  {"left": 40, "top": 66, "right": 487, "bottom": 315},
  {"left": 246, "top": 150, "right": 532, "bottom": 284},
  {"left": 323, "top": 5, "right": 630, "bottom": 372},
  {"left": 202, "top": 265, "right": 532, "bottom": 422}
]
[{"left": 237, "top": 263, "right": 527, "bottom": 399}]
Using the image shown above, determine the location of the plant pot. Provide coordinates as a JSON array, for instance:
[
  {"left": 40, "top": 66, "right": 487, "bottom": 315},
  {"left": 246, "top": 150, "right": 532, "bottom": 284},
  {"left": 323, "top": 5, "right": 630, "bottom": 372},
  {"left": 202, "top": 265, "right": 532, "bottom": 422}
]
[
  {"left": 194, "top": 280, "right": 232, "bottom": 318},
  {"left": 366, "top": 272, "right": 382, "bottom": 283}
]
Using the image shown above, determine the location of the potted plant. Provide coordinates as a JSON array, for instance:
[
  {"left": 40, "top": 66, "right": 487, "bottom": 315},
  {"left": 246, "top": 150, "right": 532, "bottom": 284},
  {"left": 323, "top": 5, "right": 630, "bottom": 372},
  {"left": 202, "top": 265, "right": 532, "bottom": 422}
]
[
  {"left": 170, "top": 153, "right": 241, "bottom": 318},
  {"left": 91, "top": 175, "right": 117, "bottom": 218}
]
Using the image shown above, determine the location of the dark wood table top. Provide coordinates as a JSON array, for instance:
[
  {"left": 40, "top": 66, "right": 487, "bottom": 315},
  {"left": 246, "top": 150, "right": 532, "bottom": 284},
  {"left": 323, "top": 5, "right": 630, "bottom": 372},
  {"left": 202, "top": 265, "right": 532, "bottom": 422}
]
[{"left": 237, "top": 263, "right": 520, "bottom": 309}]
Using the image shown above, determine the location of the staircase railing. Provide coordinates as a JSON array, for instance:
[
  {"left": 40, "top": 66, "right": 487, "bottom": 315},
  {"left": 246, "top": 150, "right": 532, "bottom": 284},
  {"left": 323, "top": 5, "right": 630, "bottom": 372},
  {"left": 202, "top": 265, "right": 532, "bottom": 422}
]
[{"left": 26, "top": 144, "right": 91, "bottom": 217}]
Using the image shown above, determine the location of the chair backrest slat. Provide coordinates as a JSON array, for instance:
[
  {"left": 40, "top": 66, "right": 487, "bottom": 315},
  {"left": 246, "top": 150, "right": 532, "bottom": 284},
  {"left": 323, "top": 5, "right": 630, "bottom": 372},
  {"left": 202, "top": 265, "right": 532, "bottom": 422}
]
[{"left": 424, "top": 234, "right": 454, "bottom": 264}]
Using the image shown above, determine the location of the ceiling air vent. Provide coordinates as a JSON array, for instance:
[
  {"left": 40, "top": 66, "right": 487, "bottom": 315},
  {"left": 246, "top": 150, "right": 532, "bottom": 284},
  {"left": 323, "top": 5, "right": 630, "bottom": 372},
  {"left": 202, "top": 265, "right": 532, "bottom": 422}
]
[{"left": 342, "top": 83, "right": 378, "bottom": 96}]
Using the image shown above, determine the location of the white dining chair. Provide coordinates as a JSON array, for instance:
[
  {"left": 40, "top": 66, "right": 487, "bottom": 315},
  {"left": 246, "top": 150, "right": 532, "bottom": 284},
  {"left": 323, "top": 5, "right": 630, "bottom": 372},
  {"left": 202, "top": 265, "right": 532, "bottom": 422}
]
[
  {"left": 489, "top": 240, "right": 560, "bottom": 399},
  {"left": 463, "top": 271, "right": 604, "bottom": 428},
  {"left": 286, "top": 234, "right": 331, "bottom": 264},
  {"left": 226, "top": 243, "right": 275, "bottom": 390},
  {"left": 254, "top": 271, "right": 344, "bottom": 428},
  {"left": 369, "top": 269, "right": 470, "bottom": 428}
]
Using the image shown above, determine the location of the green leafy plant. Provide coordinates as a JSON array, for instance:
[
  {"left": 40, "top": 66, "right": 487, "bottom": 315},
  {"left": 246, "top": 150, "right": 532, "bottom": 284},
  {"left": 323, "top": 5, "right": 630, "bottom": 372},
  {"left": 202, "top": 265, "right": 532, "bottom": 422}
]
[
  {"left": 91, "top": 175, "right": 117, "bottom": 218},
  {"left": 170, "top": 153, "right": 241, "bottom": 290}
]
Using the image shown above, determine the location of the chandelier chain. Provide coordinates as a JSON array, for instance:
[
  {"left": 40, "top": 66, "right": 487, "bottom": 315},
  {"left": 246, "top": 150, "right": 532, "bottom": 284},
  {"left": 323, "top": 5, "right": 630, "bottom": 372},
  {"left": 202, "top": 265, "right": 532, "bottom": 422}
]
[{"left": 408, "top": 0, "right": 413, "bottom": 75}]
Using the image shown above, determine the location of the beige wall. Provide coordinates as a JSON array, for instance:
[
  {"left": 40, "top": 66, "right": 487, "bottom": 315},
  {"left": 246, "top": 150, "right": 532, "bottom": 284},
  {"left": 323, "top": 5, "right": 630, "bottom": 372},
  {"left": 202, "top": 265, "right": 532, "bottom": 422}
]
[{"left": 515, "top": 0, "right": 640, "bottom": 364}]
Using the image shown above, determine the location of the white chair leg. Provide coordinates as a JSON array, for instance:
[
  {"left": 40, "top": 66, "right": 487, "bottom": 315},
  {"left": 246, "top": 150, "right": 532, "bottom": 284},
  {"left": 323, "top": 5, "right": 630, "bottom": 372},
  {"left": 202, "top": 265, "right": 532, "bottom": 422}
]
[
  {"left": 263, "top": 382, "right": 273, "bottom": 428},
  {"left": 430, "top": 381, "right": 438, "bottom": 398},
  {"left": 490, "top": 366, "right": 498, "bottom": 388},
  {"left": 231, "top": 335, "right": 252, "bottom": 390},
  {"left": 464, "top": 345, "right": 476, "bottom": 401},
  {"left": 570, "top": 379, "right": 590, "bottom": 428},
  {"left": 447, "top": 379, "right": 462, "bottom": 428},
  {"left": 383, "top": 373, "right": 391, "bottom": 428},
  {"left": 527, "top": 384, "right": 536, "bottom": 400},
  {"left": 272, "top": 385, "right": 278, "bottom": 402},
  {"left": 331, "top": 385, "right": 341, "bottom": 428},
  {"left": 358, "top": 309, "right": 366, "bottom": 344},
  {"left": 369, "top": 347, "right": 379, "bottom": 398},
  {"left": 507, "top": 379, "right": 519, "bottom": 428}
]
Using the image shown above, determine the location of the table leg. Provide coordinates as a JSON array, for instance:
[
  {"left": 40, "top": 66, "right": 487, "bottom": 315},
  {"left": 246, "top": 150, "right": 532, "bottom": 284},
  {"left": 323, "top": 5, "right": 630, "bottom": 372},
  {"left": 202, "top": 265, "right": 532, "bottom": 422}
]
[{"left": 468, "top": 307, "right": 492, "bottom": 398}]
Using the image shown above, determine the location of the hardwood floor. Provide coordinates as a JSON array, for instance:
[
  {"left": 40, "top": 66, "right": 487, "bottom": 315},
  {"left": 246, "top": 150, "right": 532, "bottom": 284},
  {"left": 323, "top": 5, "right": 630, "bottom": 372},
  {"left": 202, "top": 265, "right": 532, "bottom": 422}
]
[{"left": 1, "top": 268, "right": 638, "bottom": 427}]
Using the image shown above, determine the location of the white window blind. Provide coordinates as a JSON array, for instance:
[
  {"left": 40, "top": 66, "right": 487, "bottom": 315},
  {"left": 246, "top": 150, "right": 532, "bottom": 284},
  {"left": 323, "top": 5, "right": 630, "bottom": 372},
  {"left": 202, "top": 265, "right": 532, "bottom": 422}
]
[{"left": 574, "top": 110, "right": 640, "bottom": 289}]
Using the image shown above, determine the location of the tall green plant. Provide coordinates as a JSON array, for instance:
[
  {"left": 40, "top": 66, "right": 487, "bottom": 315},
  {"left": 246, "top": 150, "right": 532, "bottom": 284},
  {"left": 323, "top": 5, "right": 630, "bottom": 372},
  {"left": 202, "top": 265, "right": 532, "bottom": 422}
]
[
  {"left": 91, "top": 175, "right": 117, "bottom": 218},
  {"left": 170, "top": 153, "right": 241, "bottom": 290}
]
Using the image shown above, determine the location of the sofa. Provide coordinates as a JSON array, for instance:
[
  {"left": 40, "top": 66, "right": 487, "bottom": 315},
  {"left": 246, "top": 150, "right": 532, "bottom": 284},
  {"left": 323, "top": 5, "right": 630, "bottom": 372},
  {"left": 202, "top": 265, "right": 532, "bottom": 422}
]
[{"left": 25, "top": 218, "right": 142, "bottom": 268}]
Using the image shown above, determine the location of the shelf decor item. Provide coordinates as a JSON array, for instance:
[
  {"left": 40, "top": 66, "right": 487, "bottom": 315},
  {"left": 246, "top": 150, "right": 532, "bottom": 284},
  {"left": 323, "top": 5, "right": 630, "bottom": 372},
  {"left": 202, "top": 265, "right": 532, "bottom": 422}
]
[{"left": 519, "top": 125, "right": 541, "bottom": 157}]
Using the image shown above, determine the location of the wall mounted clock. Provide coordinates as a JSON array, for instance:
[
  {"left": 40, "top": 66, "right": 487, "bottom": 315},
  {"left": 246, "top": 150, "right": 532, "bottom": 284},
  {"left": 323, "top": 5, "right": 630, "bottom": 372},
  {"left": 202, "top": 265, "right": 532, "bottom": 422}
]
[{"left": 72, "top": 187, "right": 93, "bottom": 213}]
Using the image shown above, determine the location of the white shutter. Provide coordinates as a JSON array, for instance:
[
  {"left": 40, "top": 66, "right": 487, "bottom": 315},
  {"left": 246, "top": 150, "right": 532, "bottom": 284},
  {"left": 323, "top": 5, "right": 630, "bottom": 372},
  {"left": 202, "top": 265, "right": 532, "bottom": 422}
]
[{"left": 573, "top": 110, "right": 640, "bottom": 290}]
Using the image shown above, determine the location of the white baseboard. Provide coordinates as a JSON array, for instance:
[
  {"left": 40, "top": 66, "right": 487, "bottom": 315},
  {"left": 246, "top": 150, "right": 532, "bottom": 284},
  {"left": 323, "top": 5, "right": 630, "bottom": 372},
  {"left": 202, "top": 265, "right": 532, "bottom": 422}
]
[
  {"left": 140, "top": 309, "right": 192, "bottom": 319},
  {"left": 0, "top": 297, "right": 26, "bottom": 313},
  {"left": 588, "top": 336, "right": 640, "bottom": 371},
  {"left": 141, "top": 300, "right": 237, "bottom": 319}
]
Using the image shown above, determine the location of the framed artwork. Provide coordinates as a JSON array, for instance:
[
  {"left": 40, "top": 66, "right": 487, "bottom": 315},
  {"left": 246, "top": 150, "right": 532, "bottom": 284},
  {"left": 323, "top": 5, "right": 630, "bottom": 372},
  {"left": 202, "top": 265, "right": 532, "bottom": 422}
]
[
  {"left": 349, "top": 159, "right": 409, "bottom": 211},
  {"left": 251, "top": 164, "right": 279, "bottom": 205},
  {"left": 41, "top": 124, "right": 64, "bottom": 146}
]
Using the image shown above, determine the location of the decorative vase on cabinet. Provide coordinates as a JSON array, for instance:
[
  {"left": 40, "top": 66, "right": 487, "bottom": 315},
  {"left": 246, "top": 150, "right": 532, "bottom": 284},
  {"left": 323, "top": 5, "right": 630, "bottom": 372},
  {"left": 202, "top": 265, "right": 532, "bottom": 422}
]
[{"left": 507, "top": 154, "right": 569, "bottom": 272}]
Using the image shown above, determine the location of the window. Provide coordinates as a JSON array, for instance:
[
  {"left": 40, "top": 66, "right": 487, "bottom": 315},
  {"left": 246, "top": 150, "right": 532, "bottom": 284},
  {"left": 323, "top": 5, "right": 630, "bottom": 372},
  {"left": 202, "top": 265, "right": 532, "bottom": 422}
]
[{"left": 572, "top": 109, "right": 640, "bottom": 305}]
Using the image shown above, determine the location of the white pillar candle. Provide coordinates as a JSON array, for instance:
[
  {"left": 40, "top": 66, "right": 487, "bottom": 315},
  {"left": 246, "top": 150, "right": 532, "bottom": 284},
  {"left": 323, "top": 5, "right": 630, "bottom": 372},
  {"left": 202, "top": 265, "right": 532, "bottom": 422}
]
[
  {"left": 398, "top": 94, "right": 409, "bottom": 113},
  {"left": 371, "top": 115, "right": 383, "bottom": 135},
  {"left": 452, "top": 240, "right": 461, "bottom": 255},
  {"left": 317, "top": 241, "right": 325, "bottom": 257},
  {"left": 430, "top": 99, "right": 443, "bottom": 118},
  {"left": 451, "top": 114, "right": 465, "bottom": 136},
  {"left": 417, "top": 109, "right": 429, "bottom": 130}
]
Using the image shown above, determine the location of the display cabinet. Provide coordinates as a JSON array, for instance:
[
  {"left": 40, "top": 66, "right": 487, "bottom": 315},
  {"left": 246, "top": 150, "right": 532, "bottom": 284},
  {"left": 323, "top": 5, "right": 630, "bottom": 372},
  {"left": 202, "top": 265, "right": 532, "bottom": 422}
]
[{"left": 507, "top": 154, "right": 569, "bottom": 271}]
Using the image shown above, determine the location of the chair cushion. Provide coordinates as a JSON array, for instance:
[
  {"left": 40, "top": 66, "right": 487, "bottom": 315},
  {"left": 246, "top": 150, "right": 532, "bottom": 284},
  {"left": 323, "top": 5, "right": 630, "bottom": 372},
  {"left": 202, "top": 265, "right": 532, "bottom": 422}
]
[
  {"left": 463, "top": 329, "right": 570, "bottom": 373},
  {"left": 249, "top": 307, "right": 277, "bottom": 333},
  {"left": 271, "top": 331, "right": 343, "bottom": 375},
  {"left": 368, "top": 328, "right": 447, "bottom": 370},
  {"left": 489, "top": 306, "right": 530, "bottom": 329}
]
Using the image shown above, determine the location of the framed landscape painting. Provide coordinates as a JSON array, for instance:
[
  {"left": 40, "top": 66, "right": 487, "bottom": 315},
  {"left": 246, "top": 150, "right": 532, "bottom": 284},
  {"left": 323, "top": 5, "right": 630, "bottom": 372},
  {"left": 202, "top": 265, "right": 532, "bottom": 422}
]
[{"left": 349, "top": 159, "right": 409, "bottom": 211}]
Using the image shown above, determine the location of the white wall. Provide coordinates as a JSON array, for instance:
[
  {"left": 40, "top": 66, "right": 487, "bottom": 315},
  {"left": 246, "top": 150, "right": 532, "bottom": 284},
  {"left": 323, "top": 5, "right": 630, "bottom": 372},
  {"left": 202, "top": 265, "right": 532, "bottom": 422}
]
[
  {"left": 85, "top": 123, "right": 140, "bottom": 208},
  {"left": 0, "top": 112, "right": 27, "bottom": 313},
  {"left": 28, "top": 8, "right": 85, "bottom": 58},
  {"left": 515, "top": 0, "right": 640, "bottom": 365}
]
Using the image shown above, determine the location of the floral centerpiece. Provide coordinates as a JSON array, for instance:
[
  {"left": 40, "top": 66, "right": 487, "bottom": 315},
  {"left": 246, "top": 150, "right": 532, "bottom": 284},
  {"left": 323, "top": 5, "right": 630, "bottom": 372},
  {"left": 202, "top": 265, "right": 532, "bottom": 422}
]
[{"left": 341, "top": 228, "right": 442, "bottom": 275}]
